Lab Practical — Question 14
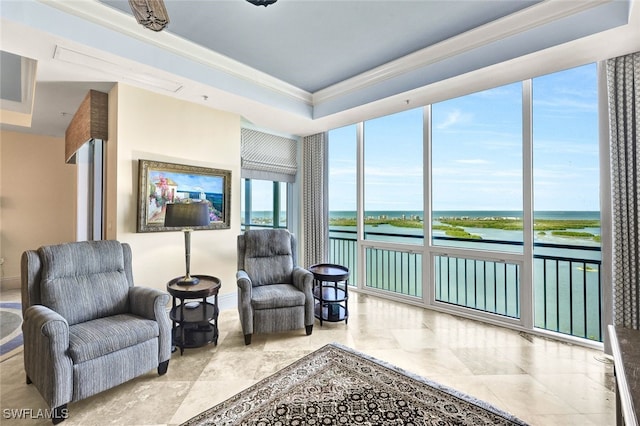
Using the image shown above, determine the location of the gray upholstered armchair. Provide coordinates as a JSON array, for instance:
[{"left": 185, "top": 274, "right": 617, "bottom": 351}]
[
  {"left": 21, "top": 240, "right": 171, "bottom": 424},
  {"left": 237, "top": 229, "right": 314, "bottom": 345}
]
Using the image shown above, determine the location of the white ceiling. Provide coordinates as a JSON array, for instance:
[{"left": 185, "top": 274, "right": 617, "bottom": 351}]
[{"left": 1, "top": 0, "right": 639, "bottom": 138}]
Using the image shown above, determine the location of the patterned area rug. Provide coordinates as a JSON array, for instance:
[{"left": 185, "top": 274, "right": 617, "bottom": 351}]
[
  {"left": 0, "top": 302, "right": 23, "bottom": 362},
  {"left": 182, "top": 343, "right": 527, "bottom": 425}
]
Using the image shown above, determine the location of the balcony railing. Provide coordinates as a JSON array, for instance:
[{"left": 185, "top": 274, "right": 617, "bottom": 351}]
[
  {"left": 434, "top": 254, "right": 520, "bottom": 319},
  {"left": 366, "top": 247, "right": 422, "bottom": 298},
  {"left": 329, "top": 230, "right": 602, "bottom": 342}
]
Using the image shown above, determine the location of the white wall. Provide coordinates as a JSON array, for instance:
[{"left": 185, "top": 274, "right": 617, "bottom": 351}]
[{"left": 109, "top": 84, "right": 241, "bottom": 297}]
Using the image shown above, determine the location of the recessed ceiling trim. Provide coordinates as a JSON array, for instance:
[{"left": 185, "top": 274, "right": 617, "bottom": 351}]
[
  {"left": 313, "top": 0, "right": 613, "bottom": 105},
  {"left": 39, "top": 0, "right": 313, "bottom": 106},
  {"left": 54, "top": 45, "right": 183, "bottom": 92}
]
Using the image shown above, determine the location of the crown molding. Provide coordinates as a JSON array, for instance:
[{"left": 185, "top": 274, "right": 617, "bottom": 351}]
[
  {"left": 312, "top": 0, "right": 612, "bottom": 105},
  {"left": 38, "top": 0, "right": 313, "bottom": 106}
]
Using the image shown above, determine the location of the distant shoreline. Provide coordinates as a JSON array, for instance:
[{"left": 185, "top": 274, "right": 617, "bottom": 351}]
[
  {"left": 326, "top": 211, "right": 601, "bottom": 242},
  {"left": 247, "top": 210, "right": 601, "bottom": 242},
  {"left": 328, "top": 210, "right": 600, "bottom": 220}
]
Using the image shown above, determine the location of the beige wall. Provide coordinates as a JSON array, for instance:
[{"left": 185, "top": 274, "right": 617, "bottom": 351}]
[
  {"left": 111, "top": 84, "right": 241, "bottom": 297},
  {"left": 0, "top": 131, "right": 76, "bottom": 288}
]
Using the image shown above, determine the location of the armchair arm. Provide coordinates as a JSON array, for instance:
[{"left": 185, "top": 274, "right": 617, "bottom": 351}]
[
  {"left": 129, "top": 287, "right": 170, "bottom": 320},
  {"left": 129, "top": 287, "right": 171, "bottom": 363},
  {"left": 292, "top": 267, "right": 314, "bottom": 326},
  {"left": 236, "top": 270, "right": 253, "bottom": 336},
  {"left": 292, "top": 266, "right": 313, "bottom": 292},
  {"left": 22, "top": 305, "right": 73, "bottom": 410}
]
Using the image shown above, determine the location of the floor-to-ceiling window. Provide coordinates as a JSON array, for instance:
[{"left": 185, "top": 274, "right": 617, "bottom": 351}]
[
  {"left": 328, "top": 124, "right": 358, "bottom": 282},
  {"left": 431, "top": 84, "right": 523, "bottom": 250},
  {"left": 327, "top": 62, "right": 602, "bottom": 346},
  {"left": 364, "top": 109, "right": 424, "bottom": 244},
  {"left": 532, "top": 63, "right": 602, "bottom": 341},
  {"left": 363, "top": 109, "right": 424, "bottom": 296},
  {"left": 431, "top": 83, "right": 523, "bottom": 318}
]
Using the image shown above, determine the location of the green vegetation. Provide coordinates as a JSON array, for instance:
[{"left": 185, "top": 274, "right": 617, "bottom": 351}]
[
  {"left": 433, "top": 224, "right": 482, "bottom": 239},
  {"left": 391, "top": 220, "right": 424, "bottom": 229},
  {"left": 330, "top": 217, "right": 423, "bottom": 228},
  {"left": 439, "top": 217, "right": 523, "bottom": 230},
  {"left": 444, "top": 227, "right": 482, "bottom": 239},
  {"left": 552, "top": 230, "right": 601, "bottom": 243},
  {"left": 330, "top": 218, "right": 357, "bottom": 226},
  {"left": 438, "top": 217, "right": 600, "bottom": 231},
  {"left": 329, "top": 215, "right": 600, "bottom": 242},
  {"left": 552, "top": 231, "right": 594, "bottom": 238},
  {"left": 535, "top": 219, "right": 600, "bottom": 231},
  {"left": 436, "top": 217, "right": 601, "bottom": 242}
]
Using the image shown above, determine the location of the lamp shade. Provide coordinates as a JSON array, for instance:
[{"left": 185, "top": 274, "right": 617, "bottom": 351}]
[{"left": 164, "top": 202, "right": 210, "bottom": 228}]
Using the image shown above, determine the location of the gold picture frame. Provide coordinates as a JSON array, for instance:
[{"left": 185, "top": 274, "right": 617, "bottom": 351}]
[{"left": 137, "top": 159, "right": 231, "bottom": 232}]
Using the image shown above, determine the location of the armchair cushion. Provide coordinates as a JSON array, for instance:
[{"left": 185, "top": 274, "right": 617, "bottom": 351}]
[
  {"left": 68, "top": 314, "right": 159, "bottom": 364},
  {"left": 39, "top": 241, "right": 130, "bottom": 325},
  {"left": 251, "top": 284, "right": 306, "bottom": 310},
  {"left": 242, "top": 229, "right": 294, "bottom": 286}
]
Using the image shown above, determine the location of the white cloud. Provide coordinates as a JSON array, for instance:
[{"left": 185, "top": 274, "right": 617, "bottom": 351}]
[{"left": 436, "top": 109, "right": 472, "bottom": 130}]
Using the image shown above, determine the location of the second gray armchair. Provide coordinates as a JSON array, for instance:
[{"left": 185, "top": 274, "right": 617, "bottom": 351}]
[{"left": 236, "top": 229, "right": 314, "bottom": 345}]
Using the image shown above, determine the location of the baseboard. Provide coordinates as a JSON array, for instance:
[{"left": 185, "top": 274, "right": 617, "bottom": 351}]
[
  {"left": 217, "top": 292, "right": 236, "bottom": 311},
  {"left": 0, "top": 276, "right": 20, "bottom": 292}
]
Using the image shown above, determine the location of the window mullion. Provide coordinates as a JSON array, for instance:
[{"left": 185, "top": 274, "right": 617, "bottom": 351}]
[
  {"left": 356, "top": 121, "right": 365, "bottom": 290},
  {"left": 244, "top": 178, "right": 252, "bottom": 229},
  {"left": 424, "top": 105, "right": 433, "bottom": 306},
  {"left": 521, "top": 79, "right": 534, "bottom": 330},
  {"left": 273, "top": 181, "right": 280, "bottom": 228}
]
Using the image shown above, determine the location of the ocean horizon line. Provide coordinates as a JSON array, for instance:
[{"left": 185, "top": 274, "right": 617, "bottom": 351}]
[
  {"left": 246, "top": 210, "right": 601, "bottom": 221},
  {"left": 328, "top": 210, "right": 600, "bottom": 220}
]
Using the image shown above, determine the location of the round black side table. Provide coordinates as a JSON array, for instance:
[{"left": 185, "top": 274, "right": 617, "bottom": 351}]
[
  {"left": 166, "top": 275, "right": 221, "bottom": 355},
  {"left": 308, "top": 263, "right": 350, "bottom": 326}
]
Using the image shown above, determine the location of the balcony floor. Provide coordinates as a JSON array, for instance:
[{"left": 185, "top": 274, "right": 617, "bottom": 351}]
[{"left": 1, "top": 289, "right": 614, "bottom": 425}]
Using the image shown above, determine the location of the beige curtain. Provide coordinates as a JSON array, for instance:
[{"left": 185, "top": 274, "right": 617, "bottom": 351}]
[
  {"left": 302, "top": 132, "right": 329, "bottom": 267},
  {"left": 607, "top": 51, "right": 640, "bottom": 329}
]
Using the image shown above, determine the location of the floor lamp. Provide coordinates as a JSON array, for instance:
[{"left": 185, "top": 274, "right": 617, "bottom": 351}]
[{"left": 164, "top": 202, "right": 210, "bottom": 285}]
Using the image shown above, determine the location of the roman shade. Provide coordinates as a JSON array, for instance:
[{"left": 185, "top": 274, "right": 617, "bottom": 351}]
[{"left": 241, "top": 128, "right": 297, "bottom": 183}]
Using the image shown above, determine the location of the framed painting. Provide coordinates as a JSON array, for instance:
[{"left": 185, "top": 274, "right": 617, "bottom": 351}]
[{"left": 137, "top": 159, "right": 231, "bottom": 232}]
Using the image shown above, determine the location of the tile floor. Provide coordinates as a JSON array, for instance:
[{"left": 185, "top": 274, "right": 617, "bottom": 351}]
[{"left": 0, "top": 289, "right": 616, "bottom": 425}]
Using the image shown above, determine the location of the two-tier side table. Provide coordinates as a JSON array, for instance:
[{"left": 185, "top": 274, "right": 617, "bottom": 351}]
[
  {"left": 166, "top": 275, "right": 221, "bottom": 355},
  {"left": 308, "top": 263, "right": 350, "bottom": 326}
]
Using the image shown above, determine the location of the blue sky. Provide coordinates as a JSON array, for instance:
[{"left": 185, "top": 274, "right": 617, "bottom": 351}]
[
  {"left": 150, "top": 171, "right": 223, "bottom": 194},
  {"left": 328, "top": 63, "right": 599, "bottom": 212}
]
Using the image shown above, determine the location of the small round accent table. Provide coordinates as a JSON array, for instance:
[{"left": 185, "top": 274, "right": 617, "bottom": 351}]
[
  {"left": 166, "top": 275, "right": 221, "bottom": 355},
  {"left": 308, "top": 263, "right": 350, "bottom": 326}
]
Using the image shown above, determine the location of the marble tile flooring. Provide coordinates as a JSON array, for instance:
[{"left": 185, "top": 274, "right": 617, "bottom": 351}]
[{"left": 0, "top": 289, "right": 615, "bottom": 425}]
